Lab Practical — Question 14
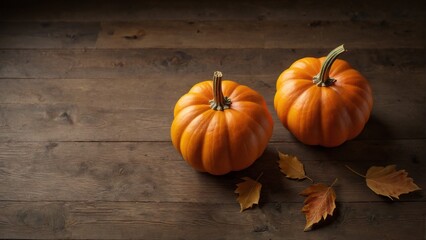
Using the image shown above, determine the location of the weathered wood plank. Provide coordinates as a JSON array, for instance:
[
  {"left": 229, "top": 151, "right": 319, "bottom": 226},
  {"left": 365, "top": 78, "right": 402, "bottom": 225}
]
[
  {"left": 0, "top": 102, "right": 424, "bottom": 142},
  {"left": 0, "top": 22, "right": 100, "bottom": 49},
  {"left": 0, "top": 201, "right": 424, "bottom": 239},
  {"left": 0, "top": 49, "right": 424, "bottom": 79},
  {"left": 96, "top": 21, "right": 425, "bottom": 49},
  {"left": 1, "top": 21, "right": 423, "bottom": 49},
  {"left": 0, "top": 141, "right": 424, "bottom": 202},
  {"left": 0, "top": 0, "right": 424, "bottom": 21},
  {"left": 263, "top": 20, "right": 425, "bottom": 49},
  {"left": 1, "top": 73, "right": 424, "bottom": 106},
  {"left": 0, "top": 103, "right": 174, "bottom": 142}
]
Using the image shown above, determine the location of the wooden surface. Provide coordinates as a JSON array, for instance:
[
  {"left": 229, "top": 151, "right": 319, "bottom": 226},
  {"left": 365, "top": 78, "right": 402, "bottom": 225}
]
[{"left": 0, "top": 0, "right": 425, "bottom": 239}]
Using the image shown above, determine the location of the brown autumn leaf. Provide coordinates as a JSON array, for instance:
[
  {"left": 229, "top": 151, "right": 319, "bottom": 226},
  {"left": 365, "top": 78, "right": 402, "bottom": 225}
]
[
  {"left": 300, "top": 179, "right": 337, "bottom": 231},
  {"left": 277, "top": 151, "right": 312, "bottom": 181},
  {"left": 365, "top": 165, "right": 421, "bottom": 200},
  {"left": 235, "top": 175, "right": 262, "bottom": 212}
]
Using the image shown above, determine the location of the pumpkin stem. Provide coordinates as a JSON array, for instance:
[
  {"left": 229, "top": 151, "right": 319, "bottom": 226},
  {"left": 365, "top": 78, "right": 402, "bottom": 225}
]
[
  {"left": 209, "top": 71, "right": 232, "bottom": 111},
  {"left": 313, "top": 44, "right": 346, "bottom": 87}
]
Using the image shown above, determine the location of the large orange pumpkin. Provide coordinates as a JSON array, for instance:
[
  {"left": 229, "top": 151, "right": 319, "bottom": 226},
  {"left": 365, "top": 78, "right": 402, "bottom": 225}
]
[
  {"left": 171, "top": 71, "right": 273, "bottom": 175},
  {"left": 274, "top": 45, "right": 373, "bottom": 147}
]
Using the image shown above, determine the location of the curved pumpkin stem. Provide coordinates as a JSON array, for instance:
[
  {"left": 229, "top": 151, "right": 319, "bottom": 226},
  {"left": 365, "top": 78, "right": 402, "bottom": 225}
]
[
  {"left": 209, "top": 71, "right": 232, "bottom": 111},
  {"left": 313, "top": 45, "right": 346, "bottom": 87}
]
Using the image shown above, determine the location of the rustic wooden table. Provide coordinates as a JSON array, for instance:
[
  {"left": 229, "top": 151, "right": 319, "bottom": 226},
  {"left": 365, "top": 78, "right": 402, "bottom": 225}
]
[{"left": 0, "top": 0, "right": 425, "bottom": 239}]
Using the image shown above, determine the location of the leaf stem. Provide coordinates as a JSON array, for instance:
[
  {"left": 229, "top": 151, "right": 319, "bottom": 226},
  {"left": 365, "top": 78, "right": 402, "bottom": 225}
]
[
  {"left": 345, "top": 165, "right": 366, "bottom": 178},
  {"left": 255, "top": 172, "right": 264, "bottom": 182},
  {"left": 330, "top": 178, "right": 338, "bottom": 187},
  {"left": 306, "top": 175, "right": 314, "bottom": 183}
]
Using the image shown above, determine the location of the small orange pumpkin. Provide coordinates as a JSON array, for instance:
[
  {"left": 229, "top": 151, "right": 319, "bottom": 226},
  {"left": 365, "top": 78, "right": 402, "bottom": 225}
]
[
  {"left": 274, "top": 45, "right": 373, "bottom": 147},
  {"left": 171, "top": 71, "right": 273, "bottom": 175}
]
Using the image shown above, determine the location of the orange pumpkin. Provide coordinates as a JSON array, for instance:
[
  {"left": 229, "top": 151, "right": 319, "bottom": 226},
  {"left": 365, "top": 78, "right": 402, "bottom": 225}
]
[
  {"left": 171, "top": 71, "right": 273, "bottom": 175},
  {"left": 274, "top": 45, "right": 373, "bottom": 147}
]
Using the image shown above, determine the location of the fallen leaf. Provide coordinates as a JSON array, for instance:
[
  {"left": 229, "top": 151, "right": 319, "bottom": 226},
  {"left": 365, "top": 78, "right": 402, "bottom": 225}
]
[
  {"left": 235, "top": 174, "right": 262, "bottom": 212},
  {"left": 300, "top": 179, "right": 337, "bottom": 231},
  {"left": 365, "top": 165, "right": 421, "bottom": 200},
  {"left": 277, "top": 151, "right": 312, "bottom": 181}
]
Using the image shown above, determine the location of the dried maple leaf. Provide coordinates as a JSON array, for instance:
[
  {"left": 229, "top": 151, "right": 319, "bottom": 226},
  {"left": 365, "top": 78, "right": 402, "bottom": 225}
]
[
  {"left": 346, "top": 165, "right": 421, "bottom": 200},
  {"left": 277, "top": 151, "right": 312, "bottom": 182},
  {"left": 235, "top": 174, "right": 262, "bottom": 212},
  {"left": 366, "top": 165, "right": 421, "bottom": 199},
  {"left": 300, "top": 179, "right": 337, "bottom": 231}
]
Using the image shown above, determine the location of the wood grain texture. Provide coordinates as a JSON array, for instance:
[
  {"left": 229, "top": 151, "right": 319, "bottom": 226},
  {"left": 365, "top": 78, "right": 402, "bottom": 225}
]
[
  {"left": 1, "top": 49, "right": 423, "bottom": 79},
  {"left": 0, "top": 22, "right": 100, "bottom": 49},
  {"left": 1, "top": 74, "right": 424, "bottom": 106},
  {"left": 1, "top": 21, "right": 423, "bottom": 49},
  {"left": 0, "top": 201, "right": 425, "bottom": 239},
  {"left": 0, "top": 141, "right": 424, "bottom": 202},
  {"left": 0, "top": 101, "right": 424, "bottom": 142}
]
